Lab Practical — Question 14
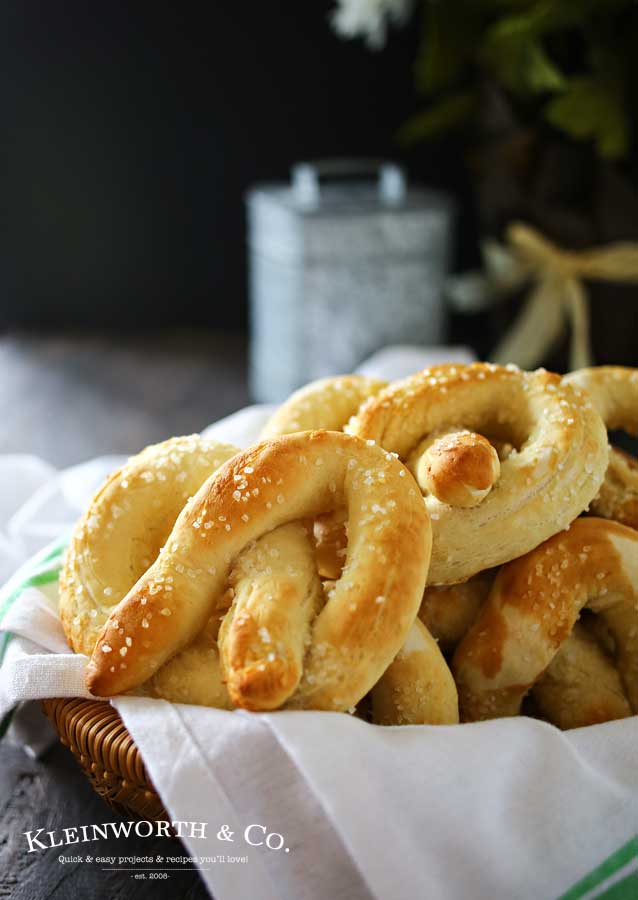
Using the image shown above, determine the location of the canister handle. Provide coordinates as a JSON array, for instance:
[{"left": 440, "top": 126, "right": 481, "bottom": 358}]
[{"left": 292, "top": 159, "right": 406, "bottom": 209}]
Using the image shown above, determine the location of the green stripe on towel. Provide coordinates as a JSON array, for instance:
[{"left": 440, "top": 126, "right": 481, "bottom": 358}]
[
  {"left": 0, "top": 536, "right": 69, "bottom": 740},
  {"left": 0, "top": 535, "right": 69, "bottom": 663},
  {"left": 559, "top": 837, "right": 638, "bottom": 899},
  {"left": 0, "top": 567, "right": 63, "bottom": 625},
  {"left": 596, "top": 870, "right": 638, "bottom": 900}
]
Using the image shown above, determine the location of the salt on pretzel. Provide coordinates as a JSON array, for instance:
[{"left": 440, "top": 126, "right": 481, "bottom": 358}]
[
  {"left": 142, "top": 525, "right": 320, "bottom": 711},
  {"left": 261, "top": 375, "right": 387, "bottom": 438},
  {"left": 301, "top": 578, "right": 460, "bottom": 725},
  {"left": 371, "top": 618, "right": 459, "bottom": 726},
  {"left": 86, "top": 431, "right": 432, "bottom": 713},
  {"left": 418, "top": 569, "right": 631, "bottom": 729},
  {"left": 349, "top": 363, "right": 608, "bottom": 584},
  {"left": 143, "top": 613, "right": 231, "bottom": 708},
  {"left": 408, "top": 431, "right": 501, "bottom": 508},
  {"left": 307, "top": 577, "right": 458, "bottom": 725},
  {"left": 219, "top": 522, "right": 324, "bottom": 710},
  {"left": 261, "top": 376, "right": 387, "bottom": 581},
  {"left": 453, "top": 517, "right": 638, "bottom": 722},
  {"left": 60, "top": 435, "right": 239, "bottom": 657},
  {"left": 564, "top": 366, "right": 638, "bottom": 529}
]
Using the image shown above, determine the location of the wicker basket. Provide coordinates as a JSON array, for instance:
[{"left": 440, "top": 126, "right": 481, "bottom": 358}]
[{"left": 42, "top": 697, "right": 166, "bottom": 821}]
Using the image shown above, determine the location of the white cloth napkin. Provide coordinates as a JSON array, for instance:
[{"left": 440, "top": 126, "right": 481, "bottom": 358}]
[{"left": 2, "top": 344, "right": 637, "bottom": 900}]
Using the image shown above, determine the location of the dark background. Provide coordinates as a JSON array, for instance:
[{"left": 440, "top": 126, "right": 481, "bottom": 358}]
[{"left": 0, "top": 1, "right": 471, "bottom": 333}]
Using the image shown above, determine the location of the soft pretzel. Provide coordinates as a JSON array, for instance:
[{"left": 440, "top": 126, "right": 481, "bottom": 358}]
[
  {"left": 349, "top": 363, "right": 608, "bottom": 584},
  {"left": 531, "top": 622, "right": 631, "bottom": 729},
  {"left": 306, "top": 579, "right": 458, "bottom": 725},
  {"left": 592, "top": 447, "right": 638, "bottom": 530},
  {"left": 86, "top": 431, "right": 432, "bottom": 713},
  {"left": 371, "top": 618, "right": 459, "bottom": 726},
  {"left": 418, "top": 575, "right": 493, "bottom": 651},
  {"left": 143, "top": 614, "right": 231, "bottom": 709},
  {"left": 418, "top": 569, "right": 631, "bottom": 729},
  {"left": 453, "top": 517, "right": 638, "bottom": 722},
  {"left": 564, "top": 366, "right": 638, "bottom": 529},
  {"left": 60, "top": 435, "right": 239, "bottom": 656},
  {"left": 261, "top": 375, "right": 387, "bottom": 438}
]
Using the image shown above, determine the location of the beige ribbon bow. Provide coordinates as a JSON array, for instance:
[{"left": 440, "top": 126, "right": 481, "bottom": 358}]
[{"left": 448, "top": 222, "right": 638, "bottom": 370}]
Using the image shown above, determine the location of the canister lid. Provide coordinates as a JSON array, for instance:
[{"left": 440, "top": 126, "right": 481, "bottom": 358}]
[
  {"left": 247, "top": 158, "right": 450, "bottom": 217},
  {"left": 246, "top": 159, "right": 454, "bottom": 263}
]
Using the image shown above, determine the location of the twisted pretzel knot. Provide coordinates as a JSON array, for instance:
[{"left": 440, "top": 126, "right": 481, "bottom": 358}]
[
  {"left": 453, "top": 517, "right": 638, "bottom": 722},
  {"left": 564, "top": 366, "right": 638, "bottom": 530},
  {"left": 85, "top": 430, "right": 432, "bottom": 713},
  {"left": 261, "top": 375, "right": 388, "bottom": 582},
  {"left": 348, "top": 363, "right": 609, "bottom": 584}
]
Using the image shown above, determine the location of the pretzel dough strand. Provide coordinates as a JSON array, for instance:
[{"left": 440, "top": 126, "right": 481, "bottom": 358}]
[
  {"left": 417, "top": 568, "right": 631, "bottom": 730},
  {"left": 452, "top": 517, "right": 638, "bottom": 722},
  {"left": 371, "top": 618, "right": 459, "bottom": 726},
  {"left": 219, "top": 522, "right": 324, "bottom": 711},
  {"left": 565, "top": 366, "right": 638, "bottom": 529},
  {"left": 261, "top": 375, "right": 387, "bottom": 438},
  {"left": 531, "top": 622, "right": 631, "bottom": 729},
  {"left": 60, "top": 436, "right": 240, "bottom": 656}
]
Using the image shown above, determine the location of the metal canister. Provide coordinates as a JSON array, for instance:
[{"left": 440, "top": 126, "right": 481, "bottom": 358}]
[{"left": 246, "top": 159, "right": 454, "bottom": 402}]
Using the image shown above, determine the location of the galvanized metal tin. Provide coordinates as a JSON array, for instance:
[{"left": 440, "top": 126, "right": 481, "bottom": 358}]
[{"left": 246, "top": 160, "right": 454, "bottom": 402}]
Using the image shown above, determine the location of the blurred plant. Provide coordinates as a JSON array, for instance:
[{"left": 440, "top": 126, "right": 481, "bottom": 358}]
[{"left": 332, "top": 0, "right": 638, "bottom": 162}]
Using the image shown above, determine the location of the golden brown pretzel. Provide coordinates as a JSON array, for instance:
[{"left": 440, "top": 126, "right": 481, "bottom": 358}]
[
  {"left": 417, "top": 569, "right": 631, "bottom": 729},
  {"left": 349, "top": 363, "right": 609, "bottom": 584},
  {"left": 453, "top": 517, "right": 638, "bottom": 722},
  {"left": 531, "top": 622, "right": 631, "bottom": 729},
  {"left": 60, "top": 436, "right": 239, "bottom": 657},
  {"left": 261, "top": 375, "right": 387, "bottom": 438},
  {"left": 86, "top": 431, "right": 432, "bottom": 713},
  {"left": 418, "top": 575, "right": 493, "bottom": 651},
  {"left": 219, "top": 522, "right": 324, "bottom": 710},
  {"left": 565, "top": 366, "right": 638, "bottom": 529},
  {"left": 313, "top": 578, "right": 459, "bottom": 725},
  {"left": 371, "top": 618, "right": 459, "bottom": 726},
  {"left": 261, "top": 376, "right": 388, "bottom": 581},
  {"left": 313, "top": 508, "right": 348, "bottom": 580}
]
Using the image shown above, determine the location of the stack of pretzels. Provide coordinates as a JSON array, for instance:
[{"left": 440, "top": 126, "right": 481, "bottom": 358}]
[{"left": 59, "top": 363, "right": 638, "bottom": 730}]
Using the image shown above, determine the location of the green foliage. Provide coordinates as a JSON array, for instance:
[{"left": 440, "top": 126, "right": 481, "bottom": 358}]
[
  {"left": 404, "top": 0, "right": 638, "bottom": 160},
  {"left": 398, "top": 92, "right": 475, "bottom": 144},
  {"left": 545, "top": 77, "right": 628, "bottom": 160},
  {"left": 414, "top": 3, "right": 482, "bottom": 96},
  {"left": 481, "top": 35, "right": 565, "bottom": 96}
]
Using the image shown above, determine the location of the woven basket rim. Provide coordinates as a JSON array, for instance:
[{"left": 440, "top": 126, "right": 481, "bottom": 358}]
[{"left": 42, "top": 696, "right": 167, "bottom": 821}]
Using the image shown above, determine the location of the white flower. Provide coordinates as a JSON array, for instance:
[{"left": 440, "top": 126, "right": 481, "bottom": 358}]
[{"left": 331, "top": 0, "right": 414, "bottom": 50}]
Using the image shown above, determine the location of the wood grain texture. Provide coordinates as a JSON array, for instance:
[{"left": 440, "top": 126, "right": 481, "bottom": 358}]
[
  {"left": 0, "top": 741, "right": 209, "bottom": 899},
  {"left": 1, "top": 330, "right": 248, "bottom": 898},
  {"left": 0, "top": 331, "right": 249, "bottom": 465}
]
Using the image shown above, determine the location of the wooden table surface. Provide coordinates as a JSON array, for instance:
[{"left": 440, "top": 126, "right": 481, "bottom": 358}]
[{"left": 0, "top": 331, "right": 250, "bottom": 900}]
